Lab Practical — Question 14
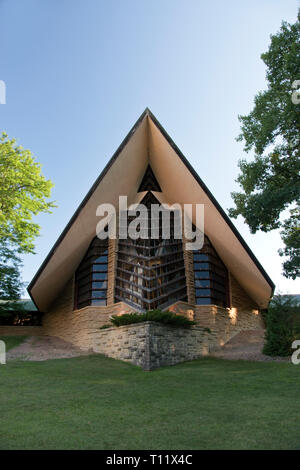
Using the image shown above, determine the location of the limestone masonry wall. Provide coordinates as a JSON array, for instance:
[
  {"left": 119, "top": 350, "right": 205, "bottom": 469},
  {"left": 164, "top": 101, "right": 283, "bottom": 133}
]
[
  {"left": 42, "top": 277, "right": 133, "bottom": 350},
  {"left": 107, "top": 238, "right": 117, "bottom": 305},
  {"left": 93, "top": 321, "right": 216, "bottom": 370},
  {"left": 170, "top": 281, "right": 264, "bottom": 349},
  {"left": 183, "top": 236, "right": 196, "bottom": 305},
  {"left": 41, "top": 251, "right": 265, "bottom": 364}
]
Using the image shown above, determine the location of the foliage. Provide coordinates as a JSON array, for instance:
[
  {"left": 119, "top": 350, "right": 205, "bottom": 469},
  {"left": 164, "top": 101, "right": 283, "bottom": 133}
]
[
  {"left": 263, "top": 294, "right": 300, "bottom": 356},
  {"left": 0, "top": 335, "right": 27, "bottom": 351},
  {"left": 229, "top": 12, "right": 300, "bottom": 279},
  {"left": 278, "top": 205, "right": 300, "bottom": 279},
  {"left": 110, "top": 309, "right": 195, "bottom": 328},
  {"left": 0, "top": 132, "right": 55, "bottom": 305},
  {"left": 0, "top": 242, "right": 24, "bottom": 316},
  {"left": 0, "top": 132, "right": 55, "bottom": 253},
  {"left": 99, "top": 324, "right": 112, "bottom": 330},
  {"left": 203, "top": 327, "right": 212, "bottom": 333}
]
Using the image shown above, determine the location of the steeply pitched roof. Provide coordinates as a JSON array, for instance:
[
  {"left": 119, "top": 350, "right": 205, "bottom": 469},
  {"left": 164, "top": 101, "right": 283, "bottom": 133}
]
[{"left": 28, "top": 108, "right": 274, "bottom": 311}]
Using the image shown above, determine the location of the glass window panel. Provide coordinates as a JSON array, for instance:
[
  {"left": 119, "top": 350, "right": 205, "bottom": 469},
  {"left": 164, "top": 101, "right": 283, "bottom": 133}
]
[
  {"left": 91, "top": 299, "right": 106, "bottom": 306},
  {"left": 195, "top": 289, "right": 211, "bottom": 297},
  {"left": 92, "top": 264, "right": 108, "bottom": 272},
  {"left": 193, "top": 232, "right": 228, "bottom": 307},
  {"left": 115, "top": 193, "right": 187, "bottom": 310},
  {"left": 94, "top": 255, "right": 108, "bottom": 263},
  {"left": 193, "top": 254, "right": 209, "bottom": 262},
  {"left": 195, "top": 279, "right": 210, "bottom": 288},
  {"left": 92, "top": 281, "right": 107, "bottom": 289},
  {"left": 193, "top": 262, "right": 209, "bottom": 270},
  {"left": 91, "top": 290, "right": 106, "bottom": 298},
  {"left": 194, "top": 271, "right": 210, "bottom": 279},
  {"left": 195, "top": 297, "right": 211, "bottom": 305},
  {"left": 75, "top": 235, "right": 108, "bottom": 308},
  {"left": 93, "top": 272, "right": 107, "bottom": 281}
]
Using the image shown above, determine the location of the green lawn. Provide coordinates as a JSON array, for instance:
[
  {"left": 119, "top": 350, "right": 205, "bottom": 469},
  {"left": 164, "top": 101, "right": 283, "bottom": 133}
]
[{"left": 0, "top": 352, "right": 299, "bottom": 450}]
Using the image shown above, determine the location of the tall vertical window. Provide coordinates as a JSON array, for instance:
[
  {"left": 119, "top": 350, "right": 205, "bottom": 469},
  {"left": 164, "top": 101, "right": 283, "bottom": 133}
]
[
  {"left": 193, "top": 235, "right": 229, "bottom": 307},
  {"left": 115, "top": 192, "right": 187, "bottom": 310},
  {"left": 75, "top": 236, "right": 108, "bottom": 309}
]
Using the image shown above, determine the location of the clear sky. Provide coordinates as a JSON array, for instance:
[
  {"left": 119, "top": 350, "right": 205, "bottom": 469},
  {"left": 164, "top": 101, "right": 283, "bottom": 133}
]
[{"left": 1, "top": 0, "right": 299, "bottom": 296}]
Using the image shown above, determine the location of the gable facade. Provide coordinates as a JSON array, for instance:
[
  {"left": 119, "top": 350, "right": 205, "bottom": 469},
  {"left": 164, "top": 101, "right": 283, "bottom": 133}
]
[{"left": 29, "top": 109, "right": 273, "bottom": 361}]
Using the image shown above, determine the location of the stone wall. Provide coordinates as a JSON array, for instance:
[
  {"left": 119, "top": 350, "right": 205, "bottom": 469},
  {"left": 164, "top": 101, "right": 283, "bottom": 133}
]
[
  {"left": 93, "top": 321, "right": 216, "bottom": 370},
  {"left": 42, "top": 277, "right": 133, "bottom": 350},
  {"left": 42, "top": 269, "right": 264, "bottom": 354},
  {"left": 107, "top": 238, "right": 117, "bottom": 305},
  {"left": 0, "top": 326, "right": 44, "bottom": 336},
  {"left": 94, "top": 322, "right": 149, "bottom": 368},
  {"left": 194, "top": 304, "right": 263, "bottom": 347},
  {"left": 180, "top": 237, "right": 265, "bottom": 347},
  {"left": 230, "top": 274, "right": 261, "bottom": 315},
  {"left": 168, "top": 284, "right": 264, "bottom": 349},
  {"left": 183, "top": 236, "right": 196, "bottom": 304},
  {"left": 41, "top": 236, "right": 265, "bottom": 359}
]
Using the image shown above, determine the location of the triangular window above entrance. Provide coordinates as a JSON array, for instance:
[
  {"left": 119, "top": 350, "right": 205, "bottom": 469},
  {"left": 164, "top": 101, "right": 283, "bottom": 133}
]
[{"left": 138, "top": 165, "right": 162, "bottom": 192}]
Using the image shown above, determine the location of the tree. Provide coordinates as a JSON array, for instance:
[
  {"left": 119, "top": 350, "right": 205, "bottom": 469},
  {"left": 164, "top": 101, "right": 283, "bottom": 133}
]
[
  {"left": 263, "top": 294, "right": 299, "bottom": 356},
  {"left": 229, "top": 11, "right": 300, "bottom": 279},
  {"left": 0, "top": 132, "right": 55, "bottom": 314},
  {"left": 0, "top": 241, "right": 24, "bottom": 318}
]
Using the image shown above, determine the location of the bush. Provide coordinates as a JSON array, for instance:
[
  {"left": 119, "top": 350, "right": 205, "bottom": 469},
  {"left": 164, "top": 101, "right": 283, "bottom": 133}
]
[
  {"left": 110, "top": 309, "right": 195, "bottom": 328},
  {"left": 99, "top": 324, "right": 111, "bottom": 330},
  {"left": 263, "top": 295, "right": 300, "bottom": 357}
]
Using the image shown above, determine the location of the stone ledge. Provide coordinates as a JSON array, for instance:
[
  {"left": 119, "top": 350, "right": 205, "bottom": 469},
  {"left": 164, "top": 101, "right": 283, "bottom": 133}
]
[{"left": 93, "top": 321, "right": 215, "bottom": 370}]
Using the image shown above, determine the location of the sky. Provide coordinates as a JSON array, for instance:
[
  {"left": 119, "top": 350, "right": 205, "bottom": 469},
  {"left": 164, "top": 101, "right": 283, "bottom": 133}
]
[{"left": 0, "top": 0, "right": 299, "bottom": 296}]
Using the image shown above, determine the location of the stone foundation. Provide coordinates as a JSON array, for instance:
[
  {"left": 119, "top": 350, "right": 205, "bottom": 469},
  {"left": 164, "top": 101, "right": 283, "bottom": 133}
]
[
  {"left": 40, "top": 270, "right": 265, "bottom": 366},
  {"left": 169, "top": 299, "right": 264, "bottom": 346},
  {"left": 42, "top": 278, "right": 134, "bottom": 350},
  {"left": 93, "top": 321, "right": 217, "bottom": 370}
]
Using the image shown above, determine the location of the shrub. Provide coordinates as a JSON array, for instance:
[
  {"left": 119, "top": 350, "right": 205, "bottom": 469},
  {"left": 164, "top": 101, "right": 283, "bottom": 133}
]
[
  {"left": 110, "top": 309, "right": 195, "bottom": 328},
  {"left": 99, "top": 324, "right": 112, "bottom": 330},
  {"left": 263, "top": 295, "right": 300, "bottom": 357}
]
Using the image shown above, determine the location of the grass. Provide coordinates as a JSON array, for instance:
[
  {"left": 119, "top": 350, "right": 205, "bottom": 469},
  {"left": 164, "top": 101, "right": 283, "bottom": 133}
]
[
  {"left": 0, "top": 335, "right": 27, "bottom": 351},
  {"left": 0, "top": 354, "right": 300, "bottom": 450}
]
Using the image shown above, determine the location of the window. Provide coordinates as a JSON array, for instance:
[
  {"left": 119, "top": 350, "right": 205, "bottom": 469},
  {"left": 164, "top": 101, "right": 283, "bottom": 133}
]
[
  {"left": 193, "top": 235, "right": 229, "bottom": 307},
  {"left": 138, "top": 165, "right": 162, "bottom": 192},
  {"left": 75, "top": 236, "right": 108, "bottom": 309},
  {"left": 115, "top": 192, "right": 187, "bottom": 310}
]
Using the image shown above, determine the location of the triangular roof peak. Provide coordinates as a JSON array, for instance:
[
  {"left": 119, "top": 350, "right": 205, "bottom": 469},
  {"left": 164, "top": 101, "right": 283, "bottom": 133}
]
[
  {"left": 138, "top": 164, "right": 162, "bottom": 192},
  {"left": 28, "top": 109, "right": 274, "bottom": 311}
]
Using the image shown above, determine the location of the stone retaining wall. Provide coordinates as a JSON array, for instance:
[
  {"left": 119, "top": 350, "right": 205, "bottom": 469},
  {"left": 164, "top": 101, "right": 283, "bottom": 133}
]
[
  {"left": 93, "top": 321, "right": 217, "bottom": 370},
  {"left": 0, "top": 326, "right": 44, "bottom": 336},
  {"left": 42, "top": 278, "right": 133, "bottom": 350}
]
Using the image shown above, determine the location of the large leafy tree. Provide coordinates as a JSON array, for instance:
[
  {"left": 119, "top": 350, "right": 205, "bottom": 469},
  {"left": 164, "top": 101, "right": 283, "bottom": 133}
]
[
  {"left": 0, "top": 132, "right": 55, "bottom": 313},
  {"left": 229, "top": 11, "right": 300, "bottom": 280}
]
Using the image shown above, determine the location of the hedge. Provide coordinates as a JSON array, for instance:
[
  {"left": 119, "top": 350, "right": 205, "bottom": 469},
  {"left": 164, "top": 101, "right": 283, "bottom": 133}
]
[{"left": 109, "top": 309, "right": 195, "bottom": 328}]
